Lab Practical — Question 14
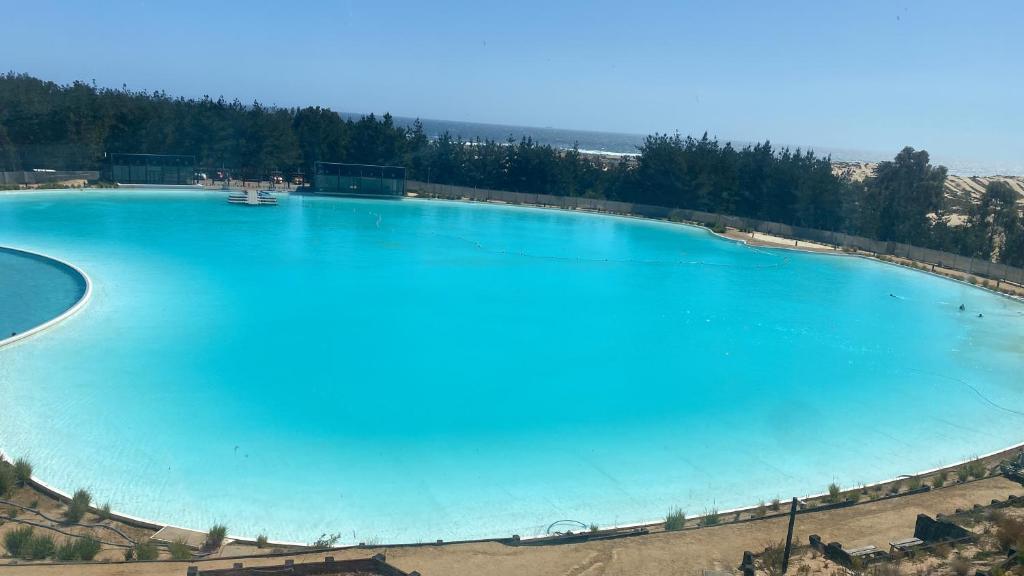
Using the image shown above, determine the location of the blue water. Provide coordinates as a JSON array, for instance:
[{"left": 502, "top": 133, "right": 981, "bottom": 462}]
[
  {"left": 1, "top": 189, "right": 1023, "bottom": 544},
  {"left": 0, "top": 247, "right": 86, "bottom": 339}
]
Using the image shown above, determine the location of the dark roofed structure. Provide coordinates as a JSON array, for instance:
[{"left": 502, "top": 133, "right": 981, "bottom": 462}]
[{"left": 189, "top": 555, "right": 417, "bottom": 576}]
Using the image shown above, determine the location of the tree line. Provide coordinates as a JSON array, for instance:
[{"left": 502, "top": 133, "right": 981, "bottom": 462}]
[{"left": 0, "top": 72, "right": 1021, "bottom": 266}]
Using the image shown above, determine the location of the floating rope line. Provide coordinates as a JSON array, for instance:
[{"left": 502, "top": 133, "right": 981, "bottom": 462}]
[
  {"left": 425, "top": 232, "right": 790, "bottom": 269},
  {"left": 907, "top": 367, "right": 1024, "bottom": 419}
]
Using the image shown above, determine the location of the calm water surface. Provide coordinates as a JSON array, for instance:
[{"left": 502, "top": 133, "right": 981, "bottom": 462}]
[{"left": 1, "top": 189, "right": 1022, "bottom": 542}]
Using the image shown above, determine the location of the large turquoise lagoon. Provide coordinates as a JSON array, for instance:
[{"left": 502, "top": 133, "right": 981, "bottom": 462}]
[{"left": 1, "top": 189, "right": 1022, "bottom": 543}]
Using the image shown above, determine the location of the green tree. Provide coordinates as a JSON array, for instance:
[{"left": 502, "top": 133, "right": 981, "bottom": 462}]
[{"left": 859, "top": 147, "right": 947, "bottom": 244}]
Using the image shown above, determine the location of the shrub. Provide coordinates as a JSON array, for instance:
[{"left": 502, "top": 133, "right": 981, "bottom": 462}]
[
  {"left": 66, "top": 488, "right": 92, "bottom": 523},
  {"left": 700, "top": 508, "right": 720, "bottom": 527},
  {"left": 711, "top": 223, "right": 727, "bottom": 234},
  {"left": 770, "top": 498, "right": 780, "bottom": 511},
  {"left": 588, "top": 523, "right": 599, "bottom": 533},
  {"left": 986, "top": 508, "right": 1006, "bottom": 524},
  {"left": 133, "top": 539, "right": 159, "bottom": 561},
  {"left": 934, "top": 470, "right": 948, "bottom": 487},
  {"left": 13, "top": 458, "right": 32, "bottom": 487},
  {"left": 757, "top": 540, "right": 785, "bottom": 576},
  {"left": 967, "top": 459, "right": 986, "bottom": 479},
  {"left": 665, "top": 508, "right": 686, "bottom": 531},
  {"left": 29, "top": 499, "right": 38, "bottom": 509},
  {"left": 932, "top": 542, "right": 952, "bottom": 558},
  {"left": 956, "top": 466, "right": 970, "bottom": 483},
  {"left": 311, "top": 533, "right": 341, "bottom": 548},
  {"left": 869, "top": 562, "right": 902, "bottom": 576},
  {"left": 950, "top": 555, "right": 971, "bottom": 576},
  {"left": 77, "top": 538, "right": 100, "bottom": 560},
  {"left": 907, "top": 476, "right": 922, "bottom": 490},
  {"left": 22, "top": 533, "right": 55, "bottom": 560},
  {"left": 256, "top": 533, "right": 268, "bottom": 548},
  {"left": 4, "top": 526, "right": 35, "bottom": 557},
  {"left": 55, "top": 537, "right": 101, "bottom": 561},
  {"left": 205, "top": 524, "right": 228, "bottom": 550},
  {"left": 826, "top": 482, "right": 841, "bottom": 503},
  {"left": 0, "top": 462, "right": 14, "bottom": 497},
  {"left": 97, "top": 502, "right": 112, "bottom": 521},
  {"left": 168, "top": 538, "right": 192, "bottom": 560},
  {"left": 995, "top": 515, "right": 1024, "bottom": 551},
  {"left": 755, "top": 501, "right": 767, "bottom": 518},
  {"left": 845, "top": 490, "right": 861, "bottom": 503},
  {"left": 55, "top": 539, "right": 77, "bottom": 561}
]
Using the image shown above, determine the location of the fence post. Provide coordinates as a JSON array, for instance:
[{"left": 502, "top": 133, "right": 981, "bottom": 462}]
[{"left": 781, "top": 497, "right": 798, "bottom": 574}]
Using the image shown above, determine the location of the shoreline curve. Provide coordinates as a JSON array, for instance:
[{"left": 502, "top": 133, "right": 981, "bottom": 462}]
[
  {"left": 1, "top": 191, "right": 1023, "bottom": 546},
  {"left": 0, "top": 245, "right": 93, "bottom": 349}
]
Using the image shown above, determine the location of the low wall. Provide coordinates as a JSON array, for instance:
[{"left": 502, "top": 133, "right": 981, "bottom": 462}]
[
  {"left": 0, "top": 170, "right": 100, "bottom": 185},
  {"left": 407, "top": 180, "right": 1024, "bottom": 286}
]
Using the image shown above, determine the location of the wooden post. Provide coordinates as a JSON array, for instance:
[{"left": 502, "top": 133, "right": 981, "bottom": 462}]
[{"left": 781, "top": 497, "right": 798, "bottom": 573}]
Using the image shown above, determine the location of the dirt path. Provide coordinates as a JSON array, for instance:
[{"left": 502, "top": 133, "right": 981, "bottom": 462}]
[{"left": 4, "top": 477, "right": 1019, "bottom": 576}]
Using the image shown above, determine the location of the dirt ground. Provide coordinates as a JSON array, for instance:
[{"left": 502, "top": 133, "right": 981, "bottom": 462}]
[{"left": 2, "top": 476, "right": 1020, "bottom": 576}]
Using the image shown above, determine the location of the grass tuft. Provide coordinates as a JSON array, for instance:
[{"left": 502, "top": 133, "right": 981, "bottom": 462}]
[
  {"left": 55, "top": 537, "right": 101, "bottom": 561},
  {"left": 699, "top": 508, "right": 720, "bottom": 527},
  {"left": 311, "top": 533, "right": 341, "bottom": 548},
  {"left": 205, "top": 524, "right": 228, "bottom": 550},
  {"left": 826, "top": 482, "right": 841, "bottom": 503},
  {"left": 664, "top": 508, "right": 686, "bottom": 531},
  {"left": 4, "top": 526, "right": 35, "bottom": 557},
  {"left": 132, "top": 539, "right": 159, "bottom": 561},
  {"left": 13, "top": 458, "right": 32, "bottom": 487},
  {"left": 65, "top": 488, "right": 92, "bottom": 523},
  {"left": 4, "top": 527, "right": 56, "bottom": 560},
  {"left": 168, "top": 538, "right": 192, "bottom": 560},
  {"left": 0, "top": 461, "right": 14, "bottom": 497}
]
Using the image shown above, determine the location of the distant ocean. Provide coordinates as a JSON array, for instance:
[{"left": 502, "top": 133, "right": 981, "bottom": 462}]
[{"left": 343, "top": 113, "right": 1022, "bottom": 177}]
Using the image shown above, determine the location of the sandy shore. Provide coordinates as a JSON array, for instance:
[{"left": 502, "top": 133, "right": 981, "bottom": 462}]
[
  {"left": 719, "top": 227, "right": 1024, "bottom": 298},
  {"left": 2, "top": 476, "right": 1021, "bottom": 576}
]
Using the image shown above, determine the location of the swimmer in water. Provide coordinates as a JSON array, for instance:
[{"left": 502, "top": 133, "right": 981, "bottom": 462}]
[
  {"left": 978, "top": 313, "right": 984, "bottom": 318},
  {"left": 959, "top": 304, "right": 965, "bottom": 311}
]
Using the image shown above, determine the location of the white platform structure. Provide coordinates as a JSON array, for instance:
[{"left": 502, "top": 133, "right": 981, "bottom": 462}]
[{"left": 227, "top": 189, "right": 278, "bottom": 206}]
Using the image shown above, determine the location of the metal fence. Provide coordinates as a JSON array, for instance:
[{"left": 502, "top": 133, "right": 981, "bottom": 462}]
[
  {"left": 314, "top": 162, "right": 406, "bottom": 196},
  {"left": 0, "top": 170, "right": 100, "bottom": 186},
  {"left": 408, "top": 180, "right": 1024, "bottom": 287},
  {"left": 107, "top": 153, "right": 195, "bottom": 185}
]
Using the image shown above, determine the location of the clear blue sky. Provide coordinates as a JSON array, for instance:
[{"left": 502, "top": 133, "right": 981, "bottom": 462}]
[{"left": 5, "top": 0, "right": 1022, "bottom": 167}]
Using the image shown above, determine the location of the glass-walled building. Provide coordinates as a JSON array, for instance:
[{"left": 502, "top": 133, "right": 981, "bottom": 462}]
[
  {"left": 108, "top": 154, "right": 195, "bottom": 185},
  {"left": 313, "top": 162, "right": 406, "bottom": 196}
]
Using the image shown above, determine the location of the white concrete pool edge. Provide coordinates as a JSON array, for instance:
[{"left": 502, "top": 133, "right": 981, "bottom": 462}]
[
  {"left": 2, "top": 442, "right": 1021, "bottom": 548},
  {"left": 0, "top": 245, "right": 93, "bottom": 349}
]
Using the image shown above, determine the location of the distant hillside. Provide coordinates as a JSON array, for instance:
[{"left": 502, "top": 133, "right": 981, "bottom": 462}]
[{"left": 834, "top": 162, "right": 1024, "bottom": 224}]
